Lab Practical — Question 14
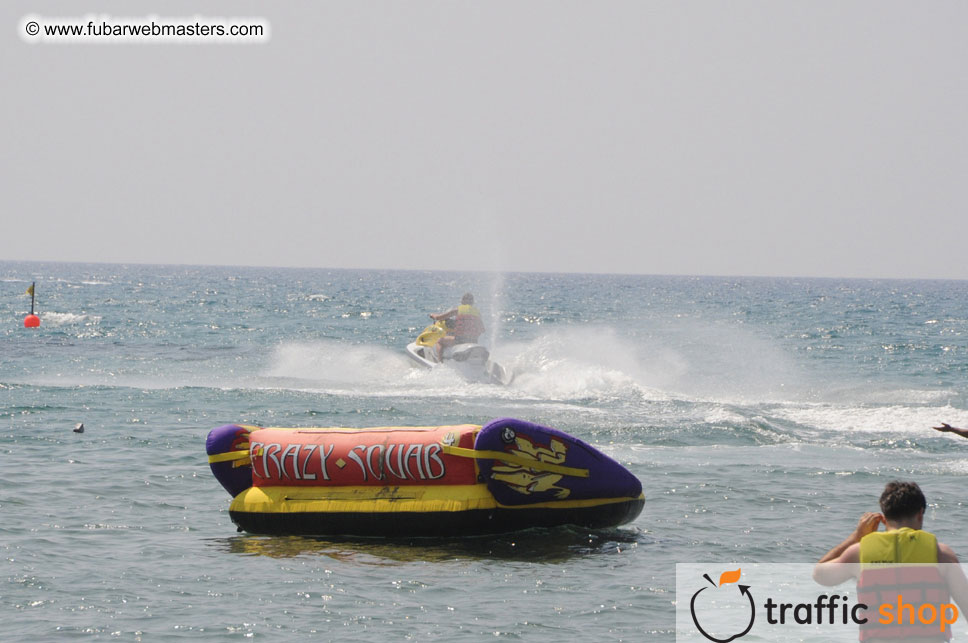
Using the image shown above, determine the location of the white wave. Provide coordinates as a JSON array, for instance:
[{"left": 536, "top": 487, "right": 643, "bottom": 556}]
[
  {"left": 492, "top": 328, "right": 673, "bottom": 402},
  {"left": 848, "top": 388, "right": 955, "bottom": 405},
  {"left": 257, "top": 337, "right": 633, "bottom": 407},
  {"left": 263, "top": 340, "right": 412, "bottom": 386},
  {"left": 771, "top": 403, "right": 968, "bottom": 435},
  {"left": 702, "top": 407, "right": 750, "bottom": 426},
  {"left": 489, "top": 321, "right": 805, "bottom": 405},
  {"left": 41, "top": 312, "right": 101, "bottom": 326},
  {"left": 932, "top": 459, "right": 968, "bottom": 475}
]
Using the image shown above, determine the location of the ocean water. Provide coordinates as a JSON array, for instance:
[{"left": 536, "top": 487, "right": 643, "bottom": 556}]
[{"left": 2, "top": 262, "right": 968, "bottom": 641}]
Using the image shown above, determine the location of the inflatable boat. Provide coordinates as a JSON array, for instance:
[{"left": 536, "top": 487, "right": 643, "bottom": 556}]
[{"left": 207, "top": 418, "right": 643, "bottom": 537}]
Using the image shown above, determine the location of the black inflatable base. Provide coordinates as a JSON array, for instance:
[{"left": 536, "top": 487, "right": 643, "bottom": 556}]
[{"left": 230, "top": 497, "right": 644, "bottom": 537}]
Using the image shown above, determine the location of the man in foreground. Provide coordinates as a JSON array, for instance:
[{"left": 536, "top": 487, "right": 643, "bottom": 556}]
[{"left": 814, "top": 481, "right": 968, "bottom": 641}]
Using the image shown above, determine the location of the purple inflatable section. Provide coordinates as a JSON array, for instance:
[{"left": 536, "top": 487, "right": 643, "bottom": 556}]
[
  {"left": 206, "top": 424, "right": 255, "bottom": 498},
  {"left": 475, "top": 418, "right": 642, "bottom": 507}
]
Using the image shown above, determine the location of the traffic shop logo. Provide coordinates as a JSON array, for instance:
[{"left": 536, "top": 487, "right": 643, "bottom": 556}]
[
  {"left": 684, "top": 565, "right": 960, "bottom": 641},
  {"left": 689, "top": 569, "right": 755, "bottom": 643}
]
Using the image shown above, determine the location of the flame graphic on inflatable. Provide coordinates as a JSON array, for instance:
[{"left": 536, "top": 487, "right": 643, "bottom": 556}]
[{"left": 490, "top": 434, "right": 570, "bottom": 498}]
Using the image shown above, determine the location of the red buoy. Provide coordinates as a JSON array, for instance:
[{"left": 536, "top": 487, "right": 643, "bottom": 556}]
[{"left": 24, "top": 282, "right": 40, "bottom": 327}]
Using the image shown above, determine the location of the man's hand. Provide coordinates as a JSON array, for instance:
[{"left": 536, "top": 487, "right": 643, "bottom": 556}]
[
  {"left": 932, "top": 423, "right": 968, "bottom": 438},
  {"left": 816, "top": 511, "right": 883, "bottom": 573},
  {"left": 852, "top": 512, "right": 884, "bottom": 540}
]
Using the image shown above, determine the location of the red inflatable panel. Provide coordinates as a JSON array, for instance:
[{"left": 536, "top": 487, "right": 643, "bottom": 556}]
[{"left": 249, "top": 425, "right": 479, "bottom": 487}]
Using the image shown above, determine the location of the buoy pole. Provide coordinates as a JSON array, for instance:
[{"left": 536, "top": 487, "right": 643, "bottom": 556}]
[{"left": 24, "top": 282, "right": 40, "bottom": 328}]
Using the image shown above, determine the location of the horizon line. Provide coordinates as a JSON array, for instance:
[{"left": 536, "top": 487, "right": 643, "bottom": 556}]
[{"left": 1, "top": 257, "right": 966, "bottom": 284}]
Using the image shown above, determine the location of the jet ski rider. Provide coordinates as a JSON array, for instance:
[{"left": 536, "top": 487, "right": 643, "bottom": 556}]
[{"left": 430, "top": 293, "right": 485, "bottom": 360}]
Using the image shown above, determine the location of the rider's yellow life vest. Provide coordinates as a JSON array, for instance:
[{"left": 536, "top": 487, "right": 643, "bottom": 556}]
[
  {"left": 859, "top": 527, "right": 938, "bottom": 564},
  {"left": 455, "top": 305, "right": 484, "bottom": 341}
]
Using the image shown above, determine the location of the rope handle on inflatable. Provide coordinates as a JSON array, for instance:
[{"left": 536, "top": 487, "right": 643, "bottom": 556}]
[
  {"left": 207, "top": 445, "right": 262, "bottom": 468},
  {"left": 441, "top": 445, "right": 590, "bottom": 478}
]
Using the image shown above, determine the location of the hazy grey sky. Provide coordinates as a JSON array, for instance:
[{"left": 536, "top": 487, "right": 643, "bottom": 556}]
[{"left": 3, "top": 1, "right": 966, "bottom": 279}]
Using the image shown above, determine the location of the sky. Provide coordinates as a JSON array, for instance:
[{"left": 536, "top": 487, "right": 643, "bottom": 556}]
[{"left": 2, "top": 1, "right": 966, "bottom": 279}]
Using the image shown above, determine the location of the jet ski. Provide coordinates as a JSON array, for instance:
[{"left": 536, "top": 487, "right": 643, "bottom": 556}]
[{"left": 405, "top": 320, "right": 514, "bottom": 386}]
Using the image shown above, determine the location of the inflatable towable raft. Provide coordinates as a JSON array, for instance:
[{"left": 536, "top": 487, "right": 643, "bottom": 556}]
[{"left": 207, "top": 418, "right": 644, "bottom": 537}]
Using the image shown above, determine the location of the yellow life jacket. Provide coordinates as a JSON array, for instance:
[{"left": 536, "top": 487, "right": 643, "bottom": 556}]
[
  {"left": 859, "top": 527, "right": 938, "bottom": 564},
  {"left": 857, "top": 528, "right": 951, "bottom": 641},
  {"left": 455, "top": 305, "right": 484, "bottom": 342}
]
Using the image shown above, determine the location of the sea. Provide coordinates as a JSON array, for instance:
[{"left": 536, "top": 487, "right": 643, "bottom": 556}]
[{"left": 2, "top": 261, "right": 968, "bottom": 641}]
